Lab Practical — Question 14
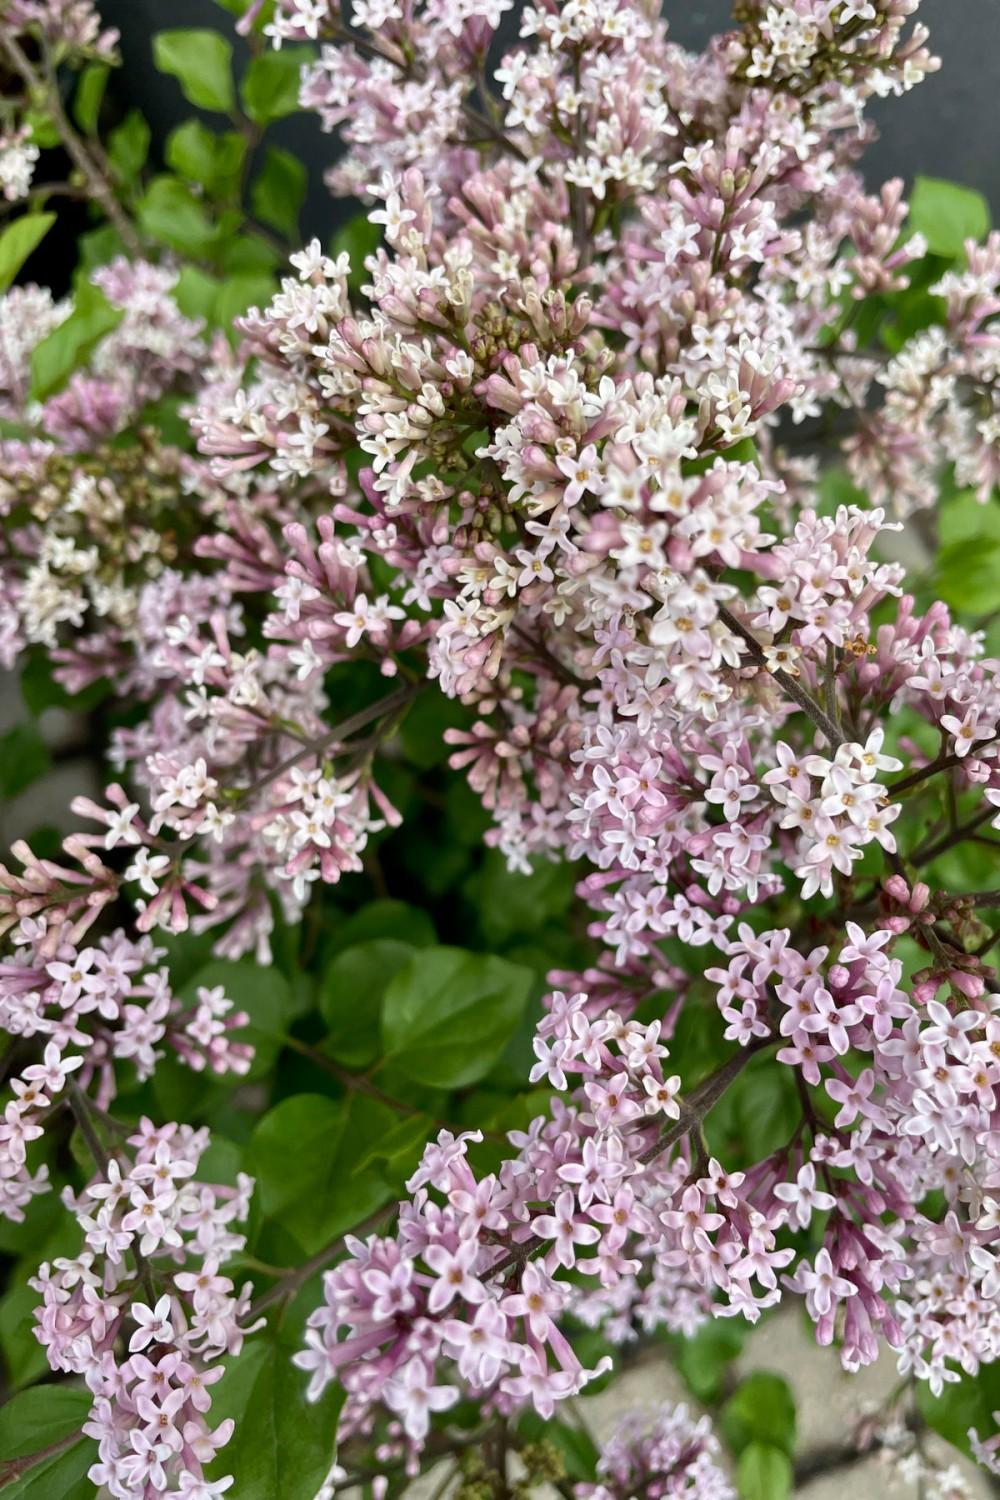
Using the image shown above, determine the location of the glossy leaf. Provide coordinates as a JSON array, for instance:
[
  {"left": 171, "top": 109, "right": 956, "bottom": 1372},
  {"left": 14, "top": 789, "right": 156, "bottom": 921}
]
[
  {"left": 138, "top": 177, "right": 222, "bottom": 256},
  {"left": 251, "top": 147, "right": 307, "bottom": 239},
  {"left": 326, "top": 899, "right": 436, "bottom": 955},
  {"left": 0, "top": 723, "right": 51, "bottom": 799},
  {"left": 165, "top": 121, "right": 246, "bottom": 196},
  {"left": 319, "top": 938, "right": 415, "bottom": 1067},
  {"left": 206, "top": 1324, "right": 344, "bottom": 1500},
  {"left": 721, "top": 1372, "right": 797, "bottom": 1457},
  {"left": 73, "top": 64, "right": 109, "bottom": 134},
  {"left": 917, "top": 1363, "right": 1000, "bottom": 1462},
  {"left": 107, "top": 110, "right": 151, "bottom": 181},
  {"left": 153, "top": 29, "right": 236, "bottom": 113},
  {"left": 382, "top": 947, "right": 533, "bottom": 1089},
  {"left": 250, "top": 1093, "right": 395, "bottom": 1253},
  {"left": 0, "top": 214, "right": 56, "bottom": 293},
  {"left": 0, "top": 1386, "right": 95, "bottom": 1500},
  {"left": 737, "top": 1442, "right": 792, "bottom": 1500},
  {"left": 29, "top": 279, "right": 123, "bottom": 401},
  {"left": 241, "top": 47, "right": 314, "bottom": 122},
  {"left": 909, "top": 175, "right": 991, "bottom": 259}
]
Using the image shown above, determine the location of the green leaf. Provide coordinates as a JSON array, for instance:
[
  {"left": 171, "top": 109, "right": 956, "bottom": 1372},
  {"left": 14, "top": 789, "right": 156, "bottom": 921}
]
[
  {"left": 23, "top": 110, "right": 59, "bottom": 149},
  {"left": 213, "top": 272, "right": 277, "bottom": 332},
  {"left": 320, "top": 939, "right": 415, "bottom": 1067},
  {"left": 879, "top": 288, "right": 947, "bottom": 354},
  {"left": 18, "top": 649, "right": 110, "bottom": 715},
  {"left": 165, "top": 120, "right": 245, "bottom": 197},
  {"left": 669, "top": 1318, "right": 748, "bottom": 1404},
  {"left": 213, "top": 0, "right": 276, "bottom": 25},
  {"left": 463, "top": 850, "right": 576, "bottom": 946},
  {"left": 218, "top": 232, "right": 283, "bottom": 274},
  {"left": 0, "top": 213, "right": 56, "bottom": 293},
  {"left": 721, "top": 1372, "right": 797, "bottom": 1457},
  {"left": 250, "top": 1093, "right": 394, "bottom": 1253},
  {"left": 398, "top": 687, "right": 471, "bottom": 770},
  {"left": 76, "top": 225, "right": 127, "bottom": 272},
  {"left": 0, "top": 1278, "right": 48, "bottom": 1390},
  {"left": 737, "top": 1442, "right": 792, "bottom": 1500},
  {"left": 251, "top": 147, "right": 306, "bottom": 239},
  {"left": 936, "top": 536, "right": 1000, "bottom": 618},
  {"left": 29, "top": 279, "right": 124, "bottom": 402},
  {"left": 173, "top": 265, "right": 223, "bottom": 322},
  {"left": 0, "top": 1386, "right": 95, "bottom": 1500},
  {"left": 107, "top": 109, "right": 151, "bottom": 182},
  {"left": 326, "top": 899, "right": 436, "bottom": 955},
  {"left": 816, "top": 465, "right": 868, "bottom": 515},
  {"left": 240, "top": 47, "right": 313, "bottom": 123},
  {"left": 206, "top": 1323, "right": 343, "bottom": 1500},
  {"left": 705, "top": 1053, "right": 799, "bottom": 1169},
  {"left": 138, "top": 176, "right": 221, "bottom": 256},
  {"left": 353, "top": 1112, "right": 432, "bottom": 1183},
  {"left": 684, "top": 437, "right": 758, "bottom": 477},
  {"left": 382, "top": 947, "right": 533, "bottom": 1089},
  {"left": 917, "top": 1364, "right": 1000, "bottom": 1462},
  {"left": 0, "top": 723, "right": 51, "bottom": 799},
  {"left": 153, "top": 28, "right": 235, "bottom": 113},
  {"left": 73, "top": 64, "right": 110, "bottom": 134},
  {"left": 909, "top": 176, "right": 991, "bottom": 259},
  {"left": 940, "top": 480, "right": 1000, "bottom": 546}
]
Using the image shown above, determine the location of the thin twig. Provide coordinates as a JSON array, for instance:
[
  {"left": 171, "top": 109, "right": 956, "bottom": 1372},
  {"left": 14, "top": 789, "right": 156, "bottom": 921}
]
[
  {"left": 0, "top": 33, "right": 141, "bottom": 255},
  {"left": 889, "top": 737, "right": 998, "bottom": 798},
  {"left": 328, "top": 24, "right": 532, "bottom": 166},
  {"left": 66, "top": 1082, "right": 158, "bottom": 1305},
  {"left": 913, "top": 805, "right": 996, "bottom": 868},
  {"left": 239, "top": 682, "right": 418, "bottom": 800},
  {"left": 248, "top": 1204, "right": 396, "bottom": 1316},
  {"left": 718, "top": 606, "right": 844, "bottom": 749},
  {"left": 0, "top": 1428, "right": 83, "bottom": 1489}
]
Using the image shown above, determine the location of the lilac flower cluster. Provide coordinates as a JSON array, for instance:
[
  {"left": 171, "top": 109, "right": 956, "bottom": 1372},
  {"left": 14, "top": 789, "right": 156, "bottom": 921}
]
[
  {"left": 296, "top": 989, "right": 793, "bottom": 1461},
  {"left": 33, "top": 1120, "right": 256, "bottom": 1500},
  {"left": 0, "top": 261, "right": 204, "bottom": 669},
  {"left": 0, "top": 900, "right": 250, "bottom": 1215},
  {"left": 2, "top": 0, "right": 119, "bottom": 57},
  {"left": 2, "top": 0, "right": 1000, "bottom": 1490},
  {"left": 577, "top": 1401, "right": 734, "bottom": 1500}
]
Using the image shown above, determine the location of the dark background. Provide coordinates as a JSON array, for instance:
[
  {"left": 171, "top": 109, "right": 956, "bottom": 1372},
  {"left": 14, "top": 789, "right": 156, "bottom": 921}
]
[{"left": 95, "top": 0, "right": 999, "bottom": 245}]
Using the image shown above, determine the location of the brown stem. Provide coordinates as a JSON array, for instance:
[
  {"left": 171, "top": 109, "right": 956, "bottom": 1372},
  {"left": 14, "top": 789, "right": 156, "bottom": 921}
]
[
  {"left": 0, "top": 1428, "right": 83, "bottom": 1488},
  {"left": 889, "top": 738, "right": 997, "bottom": 798},
  {"left": 248, "top": 1203, "right": 395, "bottom": 1316},
  {"left": 717, "top": 606, "right": 844, "bottom": 749},
  {"left": 913, "top": 805, "right": 996, "bottom": 868},
  {"left": 328, "top": 23, "right": 531, "bottom": 166},
  {"left": 66, "top": 1082, "right": 158, "bottom": 1306},
  {"left": 512, "top": 623, "right": 587, "bottom": 691},
  {"left": 0, "top": 34, "right": 142, "bottom": 255},
  {"left": 792, "top": 1408, "right": 926, "bottom": 1486},
  {"left": 637, "top": 1034, "right": 772, "bottom": 1167},
  {"left": 235, "top": 682, "right": 418, "bottom": 801},
  {"left": 946, "top": 889, "right": 1000, "bottom": 909}
]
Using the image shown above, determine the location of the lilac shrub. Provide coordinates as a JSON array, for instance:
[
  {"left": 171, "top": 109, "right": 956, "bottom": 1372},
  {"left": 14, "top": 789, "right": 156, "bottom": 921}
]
[{"left": 1, "top": 0, "right": 1000, "bottom": 1497}]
